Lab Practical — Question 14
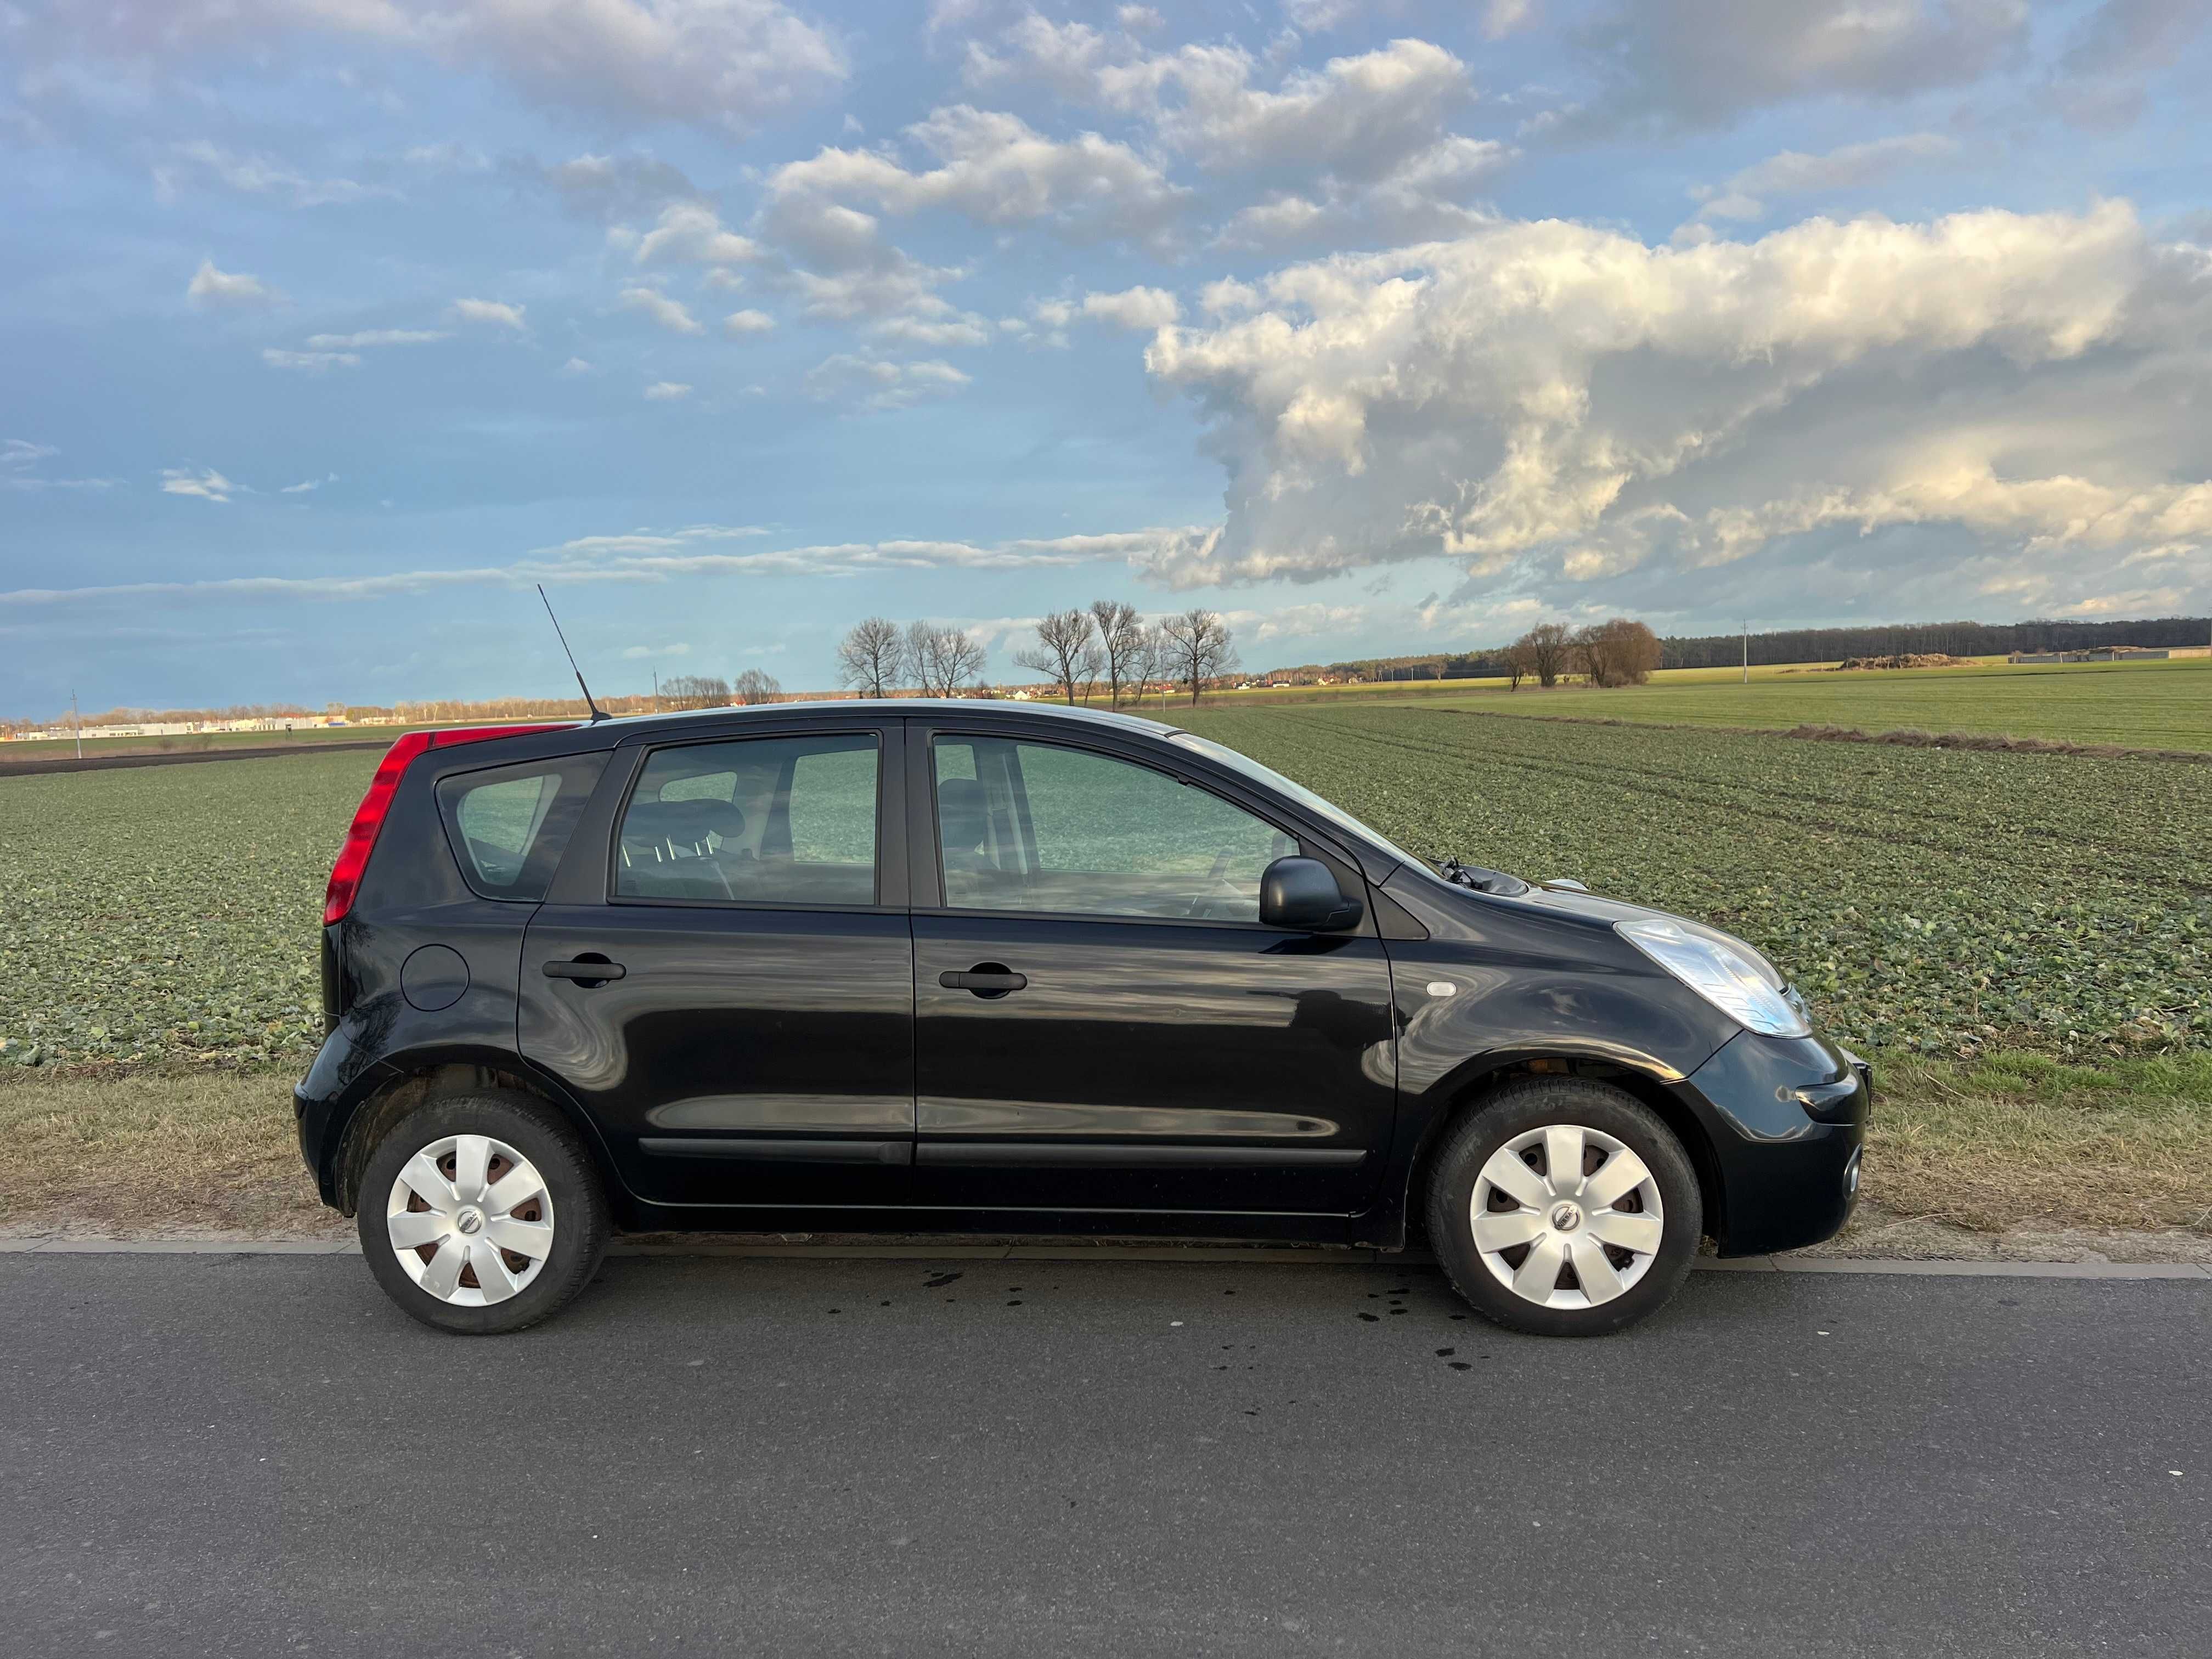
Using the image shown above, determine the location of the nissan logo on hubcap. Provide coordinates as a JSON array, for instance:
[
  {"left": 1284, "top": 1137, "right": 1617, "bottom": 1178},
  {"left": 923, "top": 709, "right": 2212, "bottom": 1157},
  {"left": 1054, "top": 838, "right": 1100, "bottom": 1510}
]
[
  {"left": 1551, "top": 1203, "right": 1582, "bottom": 1232},
  {"left": 456, "top": 1207, "right": 484, "bottom": 1236}
]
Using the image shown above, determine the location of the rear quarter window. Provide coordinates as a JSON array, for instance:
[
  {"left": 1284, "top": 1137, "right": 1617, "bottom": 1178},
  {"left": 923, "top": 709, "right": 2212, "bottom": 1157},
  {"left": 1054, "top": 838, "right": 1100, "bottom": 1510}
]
[{"left": 436, "top": 753, "right": 609, "bottom": 901}]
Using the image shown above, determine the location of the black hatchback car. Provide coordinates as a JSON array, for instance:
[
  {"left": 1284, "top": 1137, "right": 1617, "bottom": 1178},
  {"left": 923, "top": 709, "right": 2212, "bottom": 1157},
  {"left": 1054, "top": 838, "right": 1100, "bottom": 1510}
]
[{"left": 297, "top": 700, "right": 1867, "bottom": 1337}]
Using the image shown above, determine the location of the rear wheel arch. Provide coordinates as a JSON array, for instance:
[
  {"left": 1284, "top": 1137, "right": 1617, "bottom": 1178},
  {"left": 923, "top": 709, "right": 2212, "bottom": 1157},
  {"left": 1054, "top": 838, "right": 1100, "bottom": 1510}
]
[
  {"left": 1402, "top": 1056, "right": 1725, "bottom": 1250},
  {"left": 331, "top": 1054, "right": 625, "bottom": 1222}
]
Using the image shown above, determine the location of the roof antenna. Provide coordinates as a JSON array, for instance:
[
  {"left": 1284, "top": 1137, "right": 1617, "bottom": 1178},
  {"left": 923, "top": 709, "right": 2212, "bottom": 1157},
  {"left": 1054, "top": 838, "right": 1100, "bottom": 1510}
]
[{"left": 537, "top": 583, "right": 611, "bottom": 723}]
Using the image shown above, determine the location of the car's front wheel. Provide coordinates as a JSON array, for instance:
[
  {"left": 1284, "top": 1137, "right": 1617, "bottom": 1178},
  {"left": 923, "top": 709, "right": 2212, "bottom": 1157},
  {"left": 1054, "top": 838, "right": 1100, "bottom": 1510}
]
[
  {"left": 355, "top": 1088, "right": 611, "bottom": 1335},
  {"left": 1426, "top": 1079, "right": 1701, "bottom": 1338}
]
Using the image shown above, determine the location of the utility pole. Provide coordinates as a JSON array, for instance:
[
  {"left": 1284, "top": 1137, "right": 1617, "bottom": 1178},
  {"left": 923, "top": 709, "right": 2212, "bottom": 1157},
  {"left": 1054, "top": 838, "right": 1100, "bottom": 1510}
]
[
  {"left": 1742, "top": 620, "right": 1750, "bottom": 684},
  {"left": 70, "top": 687, "right": 82, "bottom": 759},
  {"left": 652, "top": 669, "right": 661, "bottom": 713}
]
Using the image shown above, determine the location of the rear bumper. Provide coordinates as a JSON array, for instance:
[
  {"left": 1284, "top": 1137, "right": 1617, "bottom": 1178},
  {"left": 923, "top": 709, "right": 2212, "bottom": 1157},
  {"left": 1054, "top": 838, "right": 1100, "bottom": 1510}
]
[{"left": 1677, "top": 1031, "right": 1870, "bottom": 1257}]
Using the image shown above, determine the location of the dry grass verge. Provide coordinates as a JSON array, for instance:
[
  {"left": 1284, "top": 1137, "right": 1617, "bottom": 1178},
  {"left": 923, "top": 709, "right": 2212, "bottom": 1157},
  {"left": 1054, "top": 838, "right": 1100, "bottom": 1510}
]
[
  {"left": 3, "top": 1049, "right": 2207, "bottom": 1243},
  {"left": 0, "top": 1065, "right": 336, "bottom": 1236},
  {"left": 1864, "top": 1050, "right": 2212, "bottom": 1233}
]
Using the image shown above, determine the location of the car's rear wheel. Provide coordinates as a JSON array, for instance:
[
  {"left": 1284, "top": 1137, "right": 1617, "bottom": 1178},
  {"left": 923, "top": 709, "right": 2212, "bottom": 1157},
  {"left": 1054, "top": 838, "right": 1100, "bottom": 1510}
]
[
  {"left": 355, "top": 1088, "right": 610, "bottom": 1335},
  {"left": 1425, "top": 1079, "right": 1701, "bottom": 1338}
]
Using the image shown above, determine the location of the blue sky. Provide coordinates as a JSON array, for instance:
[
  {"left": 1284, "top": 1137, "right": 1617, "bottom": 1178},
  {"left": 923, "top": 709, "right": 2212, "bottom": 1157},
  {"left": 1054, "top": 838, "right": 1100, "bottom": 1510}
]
[{"left": 3, "top": 0, "right": 2210, "bottom": 714}]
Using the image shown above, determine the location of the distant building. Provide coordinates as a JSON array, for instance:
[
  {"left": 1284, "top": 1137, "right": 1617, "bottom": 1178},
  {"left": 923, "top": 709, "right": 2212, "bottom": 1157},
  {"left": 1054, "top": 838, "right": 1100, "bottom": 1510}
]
[{"left": 2009, "top": 645, "right": 2211, "bottom": 664}]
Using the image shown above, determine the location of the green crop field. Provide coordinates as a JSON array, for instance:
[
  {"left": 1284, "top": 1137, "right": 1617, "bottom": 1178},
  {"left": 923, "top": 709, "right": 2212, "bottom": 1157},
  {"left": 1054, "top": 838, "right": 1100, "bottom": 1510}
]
[
  {"left": 2, "top": 707, "right": 2208, "bottom": 1069},
  {"left": 1178, "top": 705, "right": 2212, "bottom": 1057},
  {"left": 0, "top": 751, "right": 380, "bottom": 1065},
  {"left": 1207, "top": 657, "right": 2212, "bottom": 750}
]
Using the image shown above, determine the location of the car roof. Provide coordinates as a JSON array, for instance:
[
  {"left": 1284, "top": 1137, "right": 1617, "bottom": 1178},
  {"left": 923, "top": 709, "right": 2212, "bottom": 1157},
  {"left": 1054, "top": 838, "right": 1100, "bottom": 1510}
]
[{"left": 594, "top": 697, "right": 1184, "bottom": 742}]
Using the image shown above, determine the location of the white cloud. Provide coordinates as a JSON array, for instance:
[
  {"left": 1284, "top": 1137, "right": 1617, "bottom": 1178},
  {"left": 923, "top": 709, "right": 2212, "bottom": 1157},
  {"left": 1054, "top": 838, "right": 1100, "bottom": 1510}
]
[
  {"left": 721, "top": 308, "right": 777, "bottom": 336},
  {"left": 3, "top": 440, "right": 58, "bottom": 470},
  {"left": 159, "top": 466, "right": 241, "bottom": 502},
  {"left": 154, "top": 140, "right": 394, "bottom": 207},
  {"left": 1082, "top": 285, "right": 1180, "bottom": 330},
  {"left": 633, "top": 200, "right": 764, "bottom": 266},
  {"left": 644, "top": 381, "right": 694, "bottom": 400},
  {"left": 1692, "top": 132, "right": 1961, "bottom": 223},
  {"left": 280, "top": 473, "right": 338, "bottom": 493},
  {"left": 262, "top": 348, "right": 359, "bottom": 370},
  {"left": 1136, "top": 201, "right": 2212, "bottom": 622},
  {"left": 559, "top": 357, "right": 596, "bottom": 375},
  {"left": 186, "top": 259, "right": 280, "bottom": 307},
  {"left": 1, "top": 440, "right": 117, "bottom": 492},
  {"left": 534, "top": 150, "right": 696, "bottom": 219},
  {"left": 0, "top": 521, "right": 1122, "bottom": 607},
  {"left": 1218, "top": 134, "right": 1511, "bottom": 248},
  {"left": 1563, "top": 0, "right": 2032, "bottom": 133},
  {"left": 33, "top": 0, "right": 849, "bottom": 133},
  {"left": 871, "top": 311, "right": 991, "bottom": 347},
  {"left": 449, "top": 297, "right": 528, "bottom": 331},
  {"left": 804, "top": 353, "right": 971, "bottom": 408},
  {"left": 622, "top": 641, "right": 693, "bottom": 658},
  {"left": 302, "top": 328, "right": 448, "bottom": 348},
  {"left": 617, "top": 287, "right": 704, "bottom": 334},
  {"left": 1163, "top": 38, "right": 1475, "bottom": 179},
  {"left": 768, "top": 105, "right": 1187, "bottom": 245}
]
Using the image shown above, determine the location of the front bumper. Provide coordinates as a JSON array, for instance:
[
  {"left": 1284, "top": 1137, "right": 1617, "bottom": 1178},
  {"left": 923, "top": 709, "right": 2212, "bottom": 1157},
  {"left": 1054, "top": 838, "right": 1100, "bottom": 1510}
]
[{"left": 1677, "top": 1031, "right": 1870, "bottom": 1256}]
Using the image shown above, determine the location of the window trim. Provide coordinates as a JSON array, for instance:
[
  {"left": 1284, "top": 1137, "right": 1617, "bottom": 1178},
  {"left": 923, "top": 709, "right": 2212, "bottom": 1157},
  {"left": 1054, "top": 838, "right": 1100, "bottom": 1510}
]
[
  {"left": 912, "top": 725, "right": 1331, "bottom": 929},
  {"left": 603, "top": 727, "right": 896, "bottom": 913}
]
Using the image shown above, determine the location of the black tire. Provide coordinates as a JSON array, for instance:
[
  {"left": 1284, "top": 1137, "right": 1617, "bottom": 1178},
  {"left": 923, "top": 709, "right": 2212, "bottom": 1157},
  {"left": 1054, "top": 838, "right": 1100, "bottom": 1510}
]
[
  {"left": 1425, "top": 1079, "right": 1701, "bottom": 1338},
  {"left": 355, "top": 1088, "right": 611, "bottom": 1335}
]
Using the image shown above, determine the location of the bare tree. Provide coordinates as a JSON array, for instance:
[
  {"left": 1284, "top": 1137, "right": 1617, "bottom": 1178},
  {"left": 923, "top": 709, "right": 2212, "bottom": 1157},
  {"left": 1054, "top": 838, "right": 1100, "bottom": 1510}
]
[
  {"left": 908, "top": 623, "right": 988, "bottom": 697},
  {"left": 733, "top": 668, "right": 782, "bottom": 704},
  {"left": 659, "top": 674, "right": 731, "bottom": 709},
  {"left": 1013, "top": 608, "right": 1103, "bottom": 704},
  {"left": 1129, "top": 623, "right": 1166, "bottom": 706},
  {"left": 903, "top": 621, "right": 938, "bottom": 695},
  {"left": 1572, "top": 618, "right": 1663, "bottom": 688},
  {"left": 835, "top": 617, "right": 905, "bottom": 698},
  {"left": 1505, "top": 640, "right": 1528, "bottom": 691},
  {"left": 1089, "top": 599, "right": 1146, "bottom": 707},
  {"left": 1160, "top": 608, "right": 1238, "bottom": 704},
  {"left": 1514, "top": 622, "right": 1571, "bottom": 689}
]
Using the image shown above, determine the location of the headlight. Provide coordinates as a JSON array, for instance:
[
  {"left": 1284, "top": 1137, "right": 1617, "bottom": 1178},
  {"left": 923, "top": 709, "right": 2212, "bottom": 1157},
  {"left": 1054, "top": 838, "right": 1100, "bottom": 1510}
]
[{"left": 1615, "top": 916, "right": 1810, "bottom": 1039}]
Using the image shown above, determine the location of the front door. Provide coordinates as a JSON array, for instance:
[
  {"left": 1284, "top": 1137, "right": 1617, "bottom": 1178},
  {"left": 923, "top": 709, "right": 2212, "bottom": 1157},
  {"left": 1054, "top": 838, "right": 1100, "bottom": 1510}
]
[
  {"left": 520, "top": 724, "right": 915, "bottom": 1209},
  {"left": 908, "top": 727, "right": 1397, "bottom": 1218}
]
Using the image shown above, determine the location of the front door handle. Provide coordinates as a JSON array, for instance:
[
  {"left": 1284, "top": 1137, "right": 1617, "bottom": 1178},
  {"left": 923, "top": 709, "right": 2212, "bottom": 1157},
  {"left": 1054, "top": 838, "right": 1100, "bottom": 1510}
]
[
  {"left": 543, "top": 957, "right": 626, "bottom": 983},
  {"left": 939, "top": 965, "right": 1026, "bottom": 997}
]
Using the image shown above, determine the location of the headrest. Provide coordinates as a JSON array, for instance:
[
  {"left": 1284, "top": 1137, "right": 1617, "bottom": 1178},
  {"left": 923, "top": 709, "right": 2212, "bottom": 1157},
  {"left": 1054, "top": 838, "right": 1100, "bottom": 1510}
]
[{"left": 937, "top": 777, "right": 986, "bottom": 851}]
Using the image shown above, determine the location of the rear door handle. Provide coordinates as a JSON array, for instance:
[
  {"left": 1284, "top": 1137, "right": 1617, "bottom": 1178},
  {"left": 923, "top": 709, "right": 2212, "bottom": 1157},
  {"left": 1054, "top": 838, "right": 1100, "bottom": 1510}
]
[
  {"left": 543, "top": 957, "right": 626, "bottom": 982},
  {"left": 939, "top": 967, "right": 1026, "bottom": 997}
]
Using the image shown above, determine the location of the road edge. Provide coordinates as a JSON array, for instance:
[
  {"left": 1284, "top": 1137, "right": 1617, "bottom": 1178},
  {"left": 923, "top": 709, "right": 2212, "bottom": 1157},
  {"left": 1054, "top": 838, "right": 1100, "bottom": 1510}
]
[{"left": 1, "top": 1234, "right": 2205, "bottom": 1278}]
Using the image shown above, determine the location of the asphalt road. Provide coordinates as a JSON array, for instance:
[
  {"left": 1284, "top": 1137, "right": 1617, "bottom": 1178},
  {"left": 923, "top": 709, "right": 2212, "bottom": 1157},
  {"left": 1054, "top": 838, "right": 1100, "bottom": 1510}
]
[{"left": 3, "top": 1255, "right": 2206, "bottom": 1658}]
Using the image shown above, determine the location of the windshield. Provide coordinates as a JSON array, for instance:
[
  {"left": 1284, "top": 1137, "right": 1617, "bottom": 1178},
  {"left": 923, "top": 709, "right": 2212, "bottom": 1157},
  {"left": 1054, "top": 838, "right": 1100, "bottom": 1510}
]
[{"left": 1167, "top": 732, "right": 1437, "bottom": 876}]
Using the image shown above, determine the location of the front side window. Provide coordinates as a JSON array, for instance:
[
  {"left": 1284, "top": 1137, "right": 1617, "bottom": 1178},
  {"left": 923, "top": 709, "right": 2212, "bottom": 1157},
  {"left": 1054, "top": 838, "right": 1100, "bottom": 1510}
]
[
  {"left": 617, "top": 732, "right": 879, "bottom": 906},
  {"left": 933, "top": 736, "right": 1295, "bottom": 922}
]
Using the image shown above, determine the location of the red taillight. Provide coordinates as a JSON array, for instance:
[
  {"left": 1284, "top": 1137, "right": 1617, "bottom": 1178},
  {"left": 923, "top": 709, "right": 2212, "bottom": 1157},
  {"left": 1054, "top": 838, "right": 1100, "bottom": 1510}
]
[{"left": 321, "top": 724, "right": 573, "bottom": 926}]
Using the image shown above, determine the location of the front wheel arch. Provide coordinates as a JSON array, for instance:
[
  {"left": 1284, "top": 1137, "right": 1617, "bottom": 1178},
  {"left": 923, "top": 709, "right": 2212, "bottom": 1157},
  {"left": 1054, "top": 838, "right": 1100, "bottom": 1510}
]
[{"left": 1400, "top": 1057, "right": 1725, "bottom": 1252}]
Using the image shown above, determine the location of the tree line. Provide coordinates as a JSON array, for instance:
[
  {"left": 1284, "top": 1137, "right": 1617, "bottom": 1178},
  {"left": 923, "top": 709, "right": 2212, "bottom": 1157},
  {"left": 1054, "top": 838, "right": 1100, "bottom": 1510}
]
[
  {"left": 1296, "top": 613, "right": 2211, "bottom": 684},
  {"left": 838, "top": 605, "right": 1238, "bottom": 704}
]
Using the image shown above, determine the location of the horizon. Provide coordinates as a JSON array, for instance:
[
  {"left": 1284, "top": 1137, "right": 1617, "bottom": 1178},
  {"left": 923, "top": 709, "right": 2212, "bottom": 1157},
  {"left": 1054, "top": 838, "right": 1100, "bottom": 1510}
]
[
  {"left": 5, "top": 1, "right": 2211, "bottom": 712},
  {"left": 13, "top": 610, "right": 2207, "bottom": 730}
]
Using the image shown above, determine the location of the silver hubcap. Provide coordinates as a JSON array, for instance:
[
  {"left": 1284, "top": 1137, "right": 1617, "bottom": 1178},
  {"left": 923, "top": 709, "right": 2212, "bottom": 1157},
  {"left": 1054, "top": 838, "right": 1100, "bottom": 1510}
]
[
  {"left": 385, "top": 1133, "right": 555, "bottom": 1307},
  {"left": 1470, "top": 1123, "right": 1664, "bottom": 1310}
]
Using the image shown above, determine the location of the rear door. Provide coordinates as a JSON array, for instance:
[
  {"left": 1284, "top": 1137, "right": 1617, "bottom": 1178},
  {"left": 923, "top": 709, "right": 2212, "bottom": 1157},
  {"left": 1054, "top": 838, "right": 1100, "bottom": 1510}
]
[
  {"left": 520, "top": 719, "right": 915, "bottom": 1210},
  {"left": 907, "top": 723, "right": 1398, "bottom": 1218}
]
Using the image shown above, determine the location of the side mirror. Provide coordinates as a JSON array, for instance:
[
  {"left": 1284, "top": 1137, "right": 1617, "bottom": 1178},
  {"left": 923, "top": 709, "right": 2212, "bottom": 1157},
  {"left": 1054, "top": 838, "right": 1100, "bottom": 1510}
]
[{"left": 1259, "top": 856, "right": 1364, "bottom": 932}]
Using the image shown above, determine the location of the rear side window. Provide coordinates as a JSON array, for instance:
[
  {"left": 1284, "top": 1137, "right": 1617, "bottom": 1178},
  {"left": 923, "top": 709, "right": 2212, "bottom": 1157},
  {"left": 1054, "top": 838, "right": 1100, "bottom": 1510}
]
[
  {"left": 436, "top": 753, "right": 608, "bottom": 901},
  {"left": 616, "top": 732, "right": 879, "bottom": 907}
]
